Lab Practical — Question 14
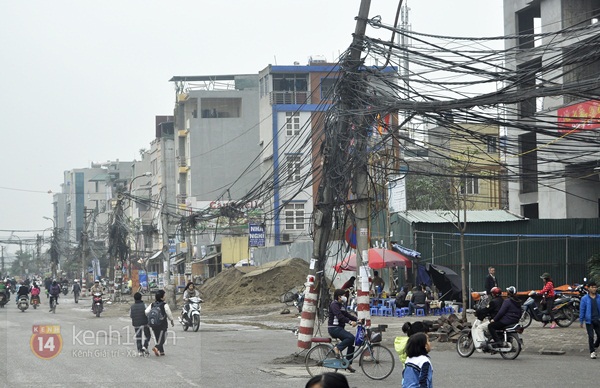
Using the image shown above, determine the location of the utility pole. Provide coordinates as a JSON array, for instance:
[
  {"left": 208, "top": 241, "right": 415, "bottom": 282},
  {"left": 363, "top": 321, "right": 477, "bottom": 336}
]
[
  {"left": 351, "top": 0, "right": 374, "bottom": 326},
  {"left": 81, "top": 207, "right": 93, "bottom": 283},
  {"left": 161, "top": 133, "right": 175, "bottom": 307},
  {"left": 297, "top": 0, "right": 372, "bottom": 351}
]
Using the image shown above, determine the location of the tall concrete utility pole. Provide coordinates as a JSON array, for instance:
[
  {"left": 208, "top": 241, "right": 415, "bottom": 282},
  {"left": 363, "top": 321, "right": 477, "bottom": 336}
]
[
  {"left": 161, "top": 133, "right": 175, "bottom": 307},
  {"left": 349, "top": 0, "right": 373, "bottom": 327},
  {"left": 297, "top": 0, "right": 372, "bottom": 351}
]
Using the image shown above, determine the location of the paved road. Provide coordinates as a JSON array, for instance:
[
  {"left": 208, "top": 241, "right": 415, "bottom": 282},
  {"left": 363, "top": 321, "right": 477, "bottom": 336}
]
[{"left": 1, "top": 297, "right": 596, "bottom": 387}]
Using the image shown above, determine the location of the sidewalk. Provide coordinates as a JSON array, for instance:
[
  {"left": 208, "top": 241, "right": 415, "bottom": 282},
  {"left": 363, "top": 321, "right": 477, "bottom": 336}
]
[
  {"left": 200, "top": 302, "right": 591, "bottom": 355},
  {"left": 370, "top": 313, "right": 590, "bottom": 355}
]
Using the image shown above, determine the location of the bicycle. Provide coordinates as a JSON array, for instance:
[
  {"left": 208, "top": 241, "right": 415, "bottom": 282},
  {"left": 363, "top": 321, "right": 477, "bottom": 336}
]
[
  {"left": 49, "top": 295, "right": 57, "bottom": 314},
  {"left": 304, "top": 322, "right": 395, "bottom": 380}
]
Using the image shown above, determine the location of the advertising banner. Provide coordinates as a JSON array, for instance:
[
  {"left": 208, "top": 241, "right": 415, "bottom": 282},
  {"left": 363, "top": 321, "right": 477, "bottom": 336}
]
[{"left": 558, "top": 100, "right": 600, "bottom": 133}]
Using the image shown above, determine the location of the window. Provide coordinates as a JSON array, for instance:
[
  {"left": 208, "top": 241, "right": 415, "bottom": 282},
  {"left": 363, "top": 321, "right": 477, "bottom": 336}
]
[
  {"left": 287, "top": 154, "right": 301, "bottom": 182},
  {"left": 320, "top": 77, "right": 337, "bottom": 100},
  {"left": 486, "top": 136, "right": 497, "bottom": 153},
  {"left": 285, "top": 112, "right": 300, "bottom": 136},
  {"left": 200, "top": 98, "right": 241, "bottom": 118},
  {"left": 460, "top": 177, "right": 479, "bottom": 195},
  {"left": 519, "top": 132, "right": 538, "bottom": 193},
  {"left": 285, "top": 203, "right": 304, "bottom": 230}
]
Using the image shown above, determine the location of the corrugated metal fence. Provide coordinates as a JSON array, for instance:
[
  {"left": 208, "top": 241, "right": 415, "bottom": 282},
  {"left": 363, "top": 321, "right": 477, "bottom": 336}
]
[{"left": 391, "top": 216, "right": 600, "bottom": 291}]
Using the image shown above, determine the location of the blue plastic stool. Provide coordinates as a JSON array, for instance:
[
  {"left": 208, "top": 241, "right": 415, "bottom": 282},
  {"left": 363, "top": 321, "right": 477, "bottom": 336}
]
[
  {"left": 445, "top": 306, "right": 454, "bottom": 314},
  {"left": 379, "top": 306, "right": 393, "bottom": 316},
  {"left": 370, "top": 306, "right": 379, "bottom": 316},
  {"left": 416, "top": 308, "right": 426, "bottom": 317},
  {"left": 432, "top": 308, "right": 443, "bottom": 316},
  {"left": 396, "top": 307, "right": 410, "bottom": 317}
]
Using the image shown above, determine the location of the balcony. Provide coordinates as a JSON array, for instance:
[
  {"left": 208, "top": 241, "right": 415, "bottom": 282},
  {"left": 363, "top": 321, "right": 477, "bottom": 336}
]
[{"left": 269, "top": 91, "right": 308, "bottom": 105}]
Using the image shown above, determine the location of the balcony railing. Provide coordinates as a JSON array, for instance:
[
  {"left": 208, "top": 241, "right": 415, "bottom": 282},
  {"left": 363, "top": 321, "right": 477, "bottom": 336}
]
[{"left": 269, "top": 91, "right": 308, "bottom": 105}]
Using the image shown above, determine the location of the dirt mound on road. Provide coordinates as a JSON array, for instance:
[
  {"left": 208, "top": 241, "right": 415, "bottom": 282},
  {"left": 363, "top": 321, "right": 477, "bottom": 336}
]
[{"left": 199, "top": 258, "right": 309, "bottom": 308}]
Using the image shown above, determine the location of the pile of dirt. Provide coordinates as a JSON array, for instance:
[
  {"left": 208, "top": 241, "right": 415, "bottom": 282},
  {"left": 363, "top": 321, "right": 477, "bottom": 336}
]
[{"left": 199, "top": 258, "right": 309, "bottom": 308}]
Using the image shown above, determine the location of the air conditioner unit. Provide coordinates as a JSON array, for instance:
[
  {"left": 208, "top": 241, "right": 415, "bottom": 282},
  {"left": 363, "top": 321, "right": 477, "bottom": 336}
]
[{"left": 281, "top": 233, "right": 291, "bottom": 243}]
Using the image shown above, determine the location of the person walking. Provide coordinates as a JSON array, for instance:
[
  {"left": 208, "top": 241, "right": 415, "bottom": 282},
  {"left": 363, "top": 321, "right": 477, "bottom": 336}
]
[
  {"left": 579, "top": 280, "right": 600, "bottom": 359},
  {"left": 130, "top": 292, "right": 151, "bottom": 356},
  {"left": 484, "top": 266, "right": 498, "bottom": 295},
  {"left": 535, "top": 273, "right": 557, "bottom": 328},
  {"left": 402, "top": 332, "right": 433, "bottom": 388},
  {"left": 145, "top": 289, "right": 174, "bottom": 356}
]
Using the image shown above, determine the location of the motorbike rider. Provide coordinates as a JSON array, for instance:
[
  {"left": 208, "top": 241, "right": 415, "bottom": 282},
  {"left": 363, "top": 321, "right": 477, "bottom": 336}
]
[
  {"left": 90, "top": 279, "right": 104, "bottom": 310},
  {"left": 48, "top": 280, "right": 61, "bottom": 309},
  {"left": 472, "top": 286, "right": 504, "bottom": 348},
  {"left": 489, "top": 286, "right": 522, "bottom": 346},
  {"left": 0, "top": 280, "right": 7, "bottom": 301},
  {"left": 16, "top": 281, "right": 30, "bottom": 304},
  {"left": 532, "top": 272, "right": 557, "bottom": 329},
  {"left": 30, "top": 282, "right": 41, "bottom": 303},
  {"left": 182, "top": 281, "right": 201, "bottom": 320}
]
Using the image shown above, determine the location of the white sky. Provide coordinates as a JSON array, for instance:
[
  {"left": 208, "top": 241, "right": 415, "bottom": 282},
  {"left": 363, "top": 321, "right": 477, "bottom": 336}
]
[{"left": 0, "top": 0, "right": 503, "bottom": 254}]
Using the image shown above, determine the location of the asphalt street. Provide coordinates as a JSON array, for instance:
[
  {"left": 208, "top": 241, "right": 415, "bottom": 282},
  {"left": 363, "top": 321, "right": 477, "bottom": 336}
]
[{"left": 1, "top": 296, "right": 596, "bottom": 387}]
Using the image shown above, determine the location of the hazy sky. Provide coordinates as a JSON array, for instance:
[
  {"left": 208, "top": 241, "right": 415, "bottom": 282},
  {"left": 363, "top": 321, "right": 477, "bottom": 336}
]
[{"left": 0, "top": 0, "right": 503, "bottom": 255}]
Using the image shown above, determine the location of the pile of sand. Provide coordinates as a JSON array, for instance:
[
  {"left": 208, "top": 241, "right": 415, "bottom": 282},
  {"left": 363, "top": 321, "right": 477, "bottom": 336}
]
[{"left": 199, "top": 258, "right": 309, "bottom": 307}]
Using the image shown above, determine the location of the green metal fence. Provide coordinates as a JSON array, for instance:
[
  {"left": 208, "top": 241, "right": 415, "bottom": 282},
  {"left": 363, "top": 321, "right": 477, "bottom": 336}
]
[{"left": 389, "top": 216, "right": 600, "bottom": 292}]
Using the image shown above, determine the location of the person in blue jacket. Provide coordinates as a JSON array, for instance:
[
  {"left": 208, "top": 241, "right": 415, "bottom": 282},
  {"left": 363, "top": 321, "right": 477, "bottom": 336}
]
[
  {"left": 579, "top": 280, "right": 600, "bottom": 359},
  {"left": 402, "top": 332, "right": 432, "bottom": 388}
]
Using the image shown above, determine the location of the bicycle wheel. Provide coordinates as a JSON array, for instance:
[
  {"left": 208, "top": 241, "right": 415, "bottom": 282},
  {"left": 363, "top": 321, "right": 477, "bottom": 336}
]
[
  {"left": 305, "top": 344, "right": 336, "bottom": 377},
  {"left": 359, "top": 344, "right": 395, "bottom": 380}
]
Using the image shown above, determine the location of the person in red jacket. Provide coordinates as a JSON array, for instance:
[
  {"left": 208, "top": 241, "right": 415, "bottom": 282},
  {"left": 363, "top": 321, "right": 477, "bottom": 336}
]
[{"left": 535, "top": 273, "right": 557, "bottom": 329}]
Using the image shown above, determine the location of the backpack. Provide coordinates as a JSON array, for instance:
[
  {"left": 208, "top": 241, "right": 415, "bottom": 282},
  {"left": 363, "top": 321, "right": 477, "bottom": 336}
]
[
  {"left": 147, "top": 301, "right": 166, "bottom": 328},
  {"left": 50, "top": 284, "right": 61, "bottom": 295}
]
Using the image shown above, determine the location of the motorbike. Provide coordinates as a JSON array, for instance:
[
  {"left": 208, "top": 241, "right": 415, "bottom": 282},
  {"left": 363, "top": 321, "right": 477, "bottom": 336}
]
[
  {"left": 456, "top": 318, "right": 524, "bottom": 359},
  {"left": 30, "top": 295, "right": 40, "bottom": 309},
  {"left": 17, "top": 295, "right": 29, "bottom": 312},
  {"left": 92, "top": 292, "right": 104, "bottom": 317},
  {"left": 280, "top": 287, "right": 304, "bottom": 314},
  {"left": 519, "top": 292, "right": 577, "bottom": 328},
  {"left": 180, "top": 296, "right": 203, "bottom": 332},
  {"left": 566, "top": 278, "right": 588, "bottom": 314},
  {"left": 0, "top": 290, "right": 8, "bottom": 308}
]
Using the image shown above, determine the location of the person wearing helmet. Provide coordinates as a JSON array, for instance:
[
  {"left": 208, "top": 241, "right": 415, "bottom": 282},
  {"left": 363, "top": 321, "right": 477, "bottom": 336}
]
[
  {"left": 48, "top": 280, "right": 61, "bottom": 310},
  {"left": 15, "top": 280, "right": 30, "bottom": 305},
  {"left": 472, "top": 287, "right": 504, "bottom": 348},
  {"left": 90, "top": 279, "right": 103, "bottom": 311},
  {"left": 532, "top": 273, "right": 557, "bottom": 328},
  {"left": 489, "top": 286, "right": 522, "bottom": 346}
]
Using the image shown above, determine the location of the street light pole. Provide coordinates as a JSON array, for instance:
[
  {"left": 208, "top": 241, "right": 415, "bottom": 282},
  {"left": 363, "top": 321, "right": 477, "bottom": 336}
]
[
  {"left": 129, "top": 172, "right": 152, "bottom": 193},
  {"left": 127, "top": 172, "right": 152, "bottom": 281}
]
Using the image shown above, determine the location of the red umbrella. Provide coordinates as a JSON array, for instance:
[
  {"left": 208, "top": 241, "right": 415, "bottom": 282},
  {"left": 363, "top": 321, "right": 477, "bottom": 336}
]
[{"left": 334, "top": 248, "right": 412, "bottom": 272}]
